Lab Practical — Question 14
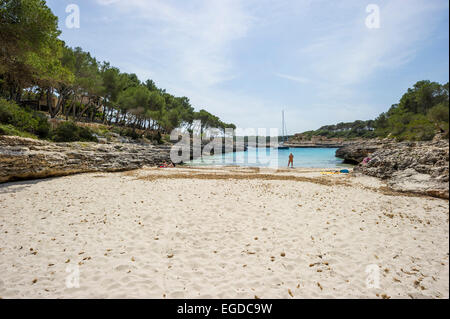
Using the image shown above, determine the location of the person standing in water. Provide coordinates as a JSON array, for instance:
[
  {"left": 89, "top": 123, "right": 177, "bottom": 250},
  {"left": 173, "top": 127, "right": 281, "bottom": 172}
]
[{"left": 288, "top": 152, "right": 294, "bottom": 168}]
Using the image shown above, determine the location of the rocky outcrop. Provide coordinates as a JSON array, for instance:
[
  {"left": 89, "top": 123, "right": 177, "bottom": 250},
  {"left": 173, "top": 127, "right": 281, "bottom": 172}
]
[
  {"left": 0, "top": 135, "right": 171, "bottom": 183},
  {"left": 337, "top": 139, "right": 449, "bottom": 199},
  {"left": 189, "top": 140, "right": 247, "bottom": 160},
  {"left": 335, "top": 140, "right": 385, "bottom": 164},
  {"left": 287, "top": 135, "right": 351, "bottom": 148}
]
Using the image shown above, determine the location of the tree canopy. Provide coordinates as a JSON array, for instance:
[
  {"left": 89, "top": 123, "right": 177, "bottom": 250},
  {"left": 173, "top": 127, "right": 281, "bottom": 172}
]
[
  {"left": 0, "top": 0, "right": 233, "bottom": 137},
  {"left": 301, "top": 80, "right": 449, "bottom": 141},
  {"left": 373, "top": 81, "right": 449, "bottom": 140}
]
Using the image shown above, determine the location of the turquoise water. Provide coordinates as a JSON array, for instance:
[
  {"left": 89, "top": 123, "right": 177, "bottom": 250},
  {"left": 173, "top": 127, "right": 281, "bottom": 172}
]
[{"left": 187, "top": 147, "right": 350, "bottom": 168}]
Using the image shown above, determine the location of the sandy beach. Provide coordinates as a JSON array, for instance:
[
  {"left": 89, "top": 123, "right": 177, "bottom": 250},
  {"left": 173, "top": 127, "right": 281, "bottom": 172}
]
[{"left": 0, "top": 166, "right": 448, "bottom": 299}]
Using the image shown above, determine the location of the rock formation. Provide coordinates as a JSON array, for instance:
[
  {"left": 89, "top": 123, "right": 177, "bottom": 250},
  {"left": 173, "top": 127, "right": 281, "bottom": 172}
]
[
  {"left": 0, "top": 135, "right": 171, "bottom": 183},
  {"left": 287, "top": 134, "right": 352, "bottom": 148},
  {"left": 337, "top": 139, "right": 449, "bottom": 199},
  {"left": 335, "top": 140, "right": 385, "bottom": 164}
]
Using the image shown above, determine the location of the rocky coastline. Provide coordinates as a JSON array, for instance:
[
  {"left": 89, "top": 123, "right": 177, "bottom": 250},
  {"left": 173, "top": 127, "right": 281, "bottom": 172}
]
[
  {"left": 335, "top": 140, "right": 386, "bottom": 164},
  {"left": 2, "top": 135, "right": 449, "bottom": 199},
  {"left": 336, "top": 138, "right": 449, "bottom": 199},
  {"left": 0, "top": 135, "right": 172, "bottom": 184},
  {"left": 0, "top": 135, "right": 247, "bottom": 184},
  {"left": 285, "top": 142, "right": 351, "bottom": 148}
]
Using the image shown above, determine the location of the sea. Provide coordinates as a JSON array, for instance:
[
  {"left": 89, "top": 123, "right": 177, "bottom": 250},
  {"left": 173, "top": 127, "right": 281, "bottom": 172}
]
[{"left": 186, "top": 147, "right": 352, "bottom": 168}]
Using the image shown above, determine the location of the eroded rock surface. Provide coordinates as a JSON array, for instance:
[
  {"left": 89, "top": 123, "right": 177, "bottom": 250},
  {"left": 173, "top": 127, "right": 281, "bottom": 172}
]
[
  {"left": 0, "top": 135, "right": 171, "bottom": 183},
  {"left": 337, "top": 139, "right": 449, "bottom": 199},
  {"left": 335, "top": 141, "right": 385, "bottom": 164}
]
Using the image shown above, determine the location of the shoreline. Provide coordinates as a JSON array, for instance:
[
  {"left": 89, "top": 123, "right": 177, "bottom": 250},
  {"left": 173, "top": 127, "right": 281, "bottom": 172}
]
[
  {"left": 0, "top": 166, "right": 448, "bottom": 299},
  {"left": 1, "top": 135, "right": 448, "bottom": 199}
]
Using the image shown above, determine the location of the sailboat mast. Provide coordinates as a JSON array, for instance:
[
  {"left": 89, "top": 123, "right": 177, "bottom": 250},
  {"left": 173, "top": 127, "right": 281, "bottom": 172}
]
[{"left": 276, "top": 110, "right": 289, "bottom": 149}]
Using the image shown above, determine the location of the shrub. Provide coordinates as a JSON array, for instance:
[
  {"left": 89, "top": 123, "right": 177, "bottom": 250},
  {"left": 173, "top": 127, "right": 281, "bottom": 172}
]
[
  {"left": 428, "top": 103, "right": 449, "bottom": 136},
  {"left": 428, "top": 103, "right": 449, "bottom": 124},
  {"left": 144, "top": 130, "right": 163, "bottom": 144},
  {"left": 0, "top": 124, "right": 37, "bottom": 139},
  {"left": 122, "top": 128, "right": 141, "bottom": 140},
  {"left": 50, "top": 121, "right": 98, "bottom": 142},
  {"left": 35, "top": 113, "right": 51, "bottom": 137},
  {"left": 407, "top": 115, "right": 436, "bottom": 141},
  {"left": 0, "top": 98, "right": 50, "bottom": 138},
  {"left": 111, "top": 127, "right": 141, "bottom": 140}
]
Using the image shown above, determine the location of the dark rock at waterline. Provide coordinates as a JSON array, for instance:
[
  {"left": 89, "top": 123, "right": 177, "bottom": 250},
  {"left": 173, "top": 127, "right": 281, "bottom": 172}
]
[{"left": 335, "top": 142, "right": 383, "bottom": 164}]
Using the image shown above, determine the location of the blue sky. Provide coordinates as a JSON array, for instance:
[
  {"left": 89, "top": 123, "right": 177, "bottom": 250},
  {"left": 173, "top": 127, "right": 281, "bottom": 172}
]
[{"left": 46, "top": 0, "right": 449, "bottom": 133}]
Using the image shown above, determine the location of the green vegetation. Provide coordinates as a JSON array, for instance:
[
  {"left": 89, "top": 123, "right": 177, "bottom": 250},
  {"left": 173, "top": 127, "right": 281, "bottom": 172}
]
[
  {"left": 0, "top": 97, "right": 98, "bottom": 141},
  {"left": 301, "top": 120, "right": 376, "bottom": 139},
  {"left": 301, "top": 81, "right": 449, "bottom": 141},
  {"left": 0, "top": 97, "right": 50, "bottom": 138},
  {"left": 0, "top": 0, "right": 234, "bottom": 142},
  {"left": 373, "top": 81, "right": 449, "bottom": 141},
  {"left": 50, "top": 121, "right": 97, "bottom": 143},
  {"left": 0, "top": 123, "right": 37, "bottom": 138},
  {"left": 1, "top": 1, "right": 448, "bottom": 143}
]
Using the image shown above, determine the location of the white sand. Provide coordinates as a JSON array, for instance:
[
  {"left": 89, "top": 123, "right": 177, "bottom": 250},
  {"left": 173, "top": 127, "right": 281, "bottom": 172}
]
[{"left": 0, "top": 166, "right": 448, "bottom": 299}]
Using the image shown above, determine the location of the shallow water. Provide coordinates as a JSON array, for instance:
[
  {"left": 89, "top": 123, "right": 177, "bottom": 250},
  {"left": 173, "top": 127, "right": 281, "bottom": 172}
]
[{"left": 186, "top": 147, "right": 352, "bottom": 168}]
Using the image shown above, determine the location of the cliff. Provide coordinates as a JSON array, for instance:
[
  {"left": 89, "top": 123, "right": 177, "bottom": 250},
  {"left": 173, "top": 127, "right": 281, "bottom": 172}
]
[
  {"left": 336, "top": 138, "right": 449, "bottom": 199},
  {"left": 0, "top": 135, "right": 171, "bottom": 183}
]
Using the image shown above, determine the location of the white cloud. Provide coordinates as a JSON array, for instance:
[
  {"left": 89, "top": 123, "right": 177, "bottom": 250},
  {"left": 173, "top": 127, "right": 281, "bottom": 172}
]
[
  {"left": 275, "top": 73, "right": 310, "bottom": 84},
  {"left": 96, "top": 0, "right": 252, "bottom": 87},
  {"left": 297, "top": 0, "right": 448, "bottom": 86},
  {"left": 91, "top": 0, "right": 448, "bottom": 131}
]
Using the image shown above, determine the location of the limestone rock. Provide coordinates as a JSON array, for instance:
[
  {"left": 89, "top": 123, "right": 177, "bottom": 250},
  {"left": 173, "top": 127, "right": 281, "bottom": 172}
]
[
  {"left": 343, "top": 139, "right": 449, "bottom": 199},
  {"left": 0, "top": 135, "right": 171, "bottom": 183},
  {"left": 335, "top": 140, "right": 385, "bottom": 164}
]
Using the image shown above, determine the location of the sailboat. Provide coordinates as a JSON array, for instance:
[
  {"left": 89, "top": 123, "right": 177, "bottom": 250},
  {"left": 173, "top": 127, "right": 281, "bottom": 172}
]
[{"left": 277, "top": 110, "right": 289, "bottom": 149}]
